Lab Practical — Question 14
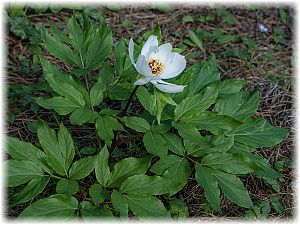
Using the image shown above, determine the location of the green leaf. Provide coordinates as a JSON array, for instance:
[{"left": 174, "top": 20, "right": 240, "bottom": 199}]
[
  {"left": 184, "top": 111, "right": 241, "bottom": 135},
  {"left": 187, "top": 60, "right": 220, "bottom": 96},
  {"left": 143, "top": 131, "right": 168, "bottom": 158},
  {"left": 164, "top": 158, "right": 191, "bottom": 188},
  {"left": 122, "top": 116, "right": 150, "bottom": 132},
  {"left": 195, "top": 163, "right": 220, "bottom": 211},
  {"left": 67, "top": 15, "right": 84, "bottom": 55},
  {"left": 187, "top": 135, "right": 234, "bottom": 157},
  {"left": 105, "top": 4, "right": 120, "bottom": 12},
  {"left": 69, "top": 156, "right": 95, "bottom": 180},
  {"left": 151, "top": 123, "right": 171, "bottom": 134},
  {"left": 12, "top": 176, "right": 50, "bottom": 206},
  {"left": 201, "top": 152, "right": 253, "bottom": 174},
  {"left": 89, "top": 184, "right": 108, "bottom": 204},
  {"left": 111, "top": 190, "right": 128, "bottom": 217},
  {"left": 45, "top": 76, "right": 84, "bottom": 107},
  {"left": 230, "top": 118, "right": 290, "bottom": 147},
  {"left": 99, "top": 108, "right": 120, "bottom": 116},
  {"left": 212, "top": 170, "right": 253, "bottom": 209},
  {"left": 6, "top": 136, "right": 46, "bottom": 161},
  {"left": 70, "top": 105, "right": 93, "bottom": 126},
  {"left": 241, "top": 36, "right": 257, "bottom": 50},
  {"left": 49, "top": 21, "right": 70, "bottom": 44},
  {"left": 6, "top": 160, "right": 44, "bottom": 187},
  {"left": 95, "top": 145, "right": 110, "bottom": 187},
  {"left": 136, "top": 86, "right": 155, "bottom": 115},
  {"left": 106, "top": 115, "right": 124, "bottom": 131},
  {"left": 9, "top": 5, "right": 26, "bottom": 17},
  {"left": 144, "top": 25, "right": 162, "bottom": 43},
  {"left": 57, "top": 123, "right": 75, "bottom": 173},
  {"left": 120, "top": 174, "right": 171, "bottom": 196},
  {"left": 270, "top": 196, "right": 284, "bottom": 214},
  {"left": 56, "top": 179, "right": 79, "bottom": 195},
  {"left": 245, "top": 200, "right": 271, "bottom": 219},
  {"left": 121, "top": 19, "right": 132, "bottom": 28},
  {"left": 279, "top": 8, "right": 287, "bottom": 24},
  {"left": 151, "top": 3, "right": 173, "bottom": 13},
  {"left": 108, "top": 156, "right": 152, "bottom": 187},
  {"left": 125, "top": 195, "right": 169, "bottom": 217},
  {"left": 99, "top": 60, "right": 114, "bottom": 91},
  {"left": 188, "top": 30, "right": 203, "bottom": 49},
  {"left": 182, "top": 15, "right": 194, "bottom": 23},
  {"left": 85, "top": 19, "right": 113, "bottom": 70},
  {"left": 96, "top": 116, "right": 113, "bottom": 147},
  {"left": 96, "top": 115, "right": 123, "bottom": 147},
  {"left": 171, "top": 122, "right": 203, "bottom": 145},
  {"left": 169, "top": 198, "right": 189, "bottom": 218},
  {"left": 79, "top": 147, "right": 96, "bottom": 155},
  {"left": 35, "top": 97, "right": 80, "bottom": 115},
  {"left": 41, "top": 29, "right": 81, "bottom": 67},
  {"left": 229, "top": 143, "right": 282, "bottom": 179},
  {"left": 175, "top": 83, "right": 219, "bottom": 121},
  {"left": 217, "top": 35, "right": 239, "bottom": 45},
  {"left": 40, "top": 57, "right": 91, "bottom": 102},
  {"left": 216, "top": 8, "right": 236, "bottom": 25},
  {"left": 8, "top": 16, "right": 30, "bottom": 40},
  {"left": 150, "top": 155, "right": 191, "bottom": 195},
  {"left": 162, "top": 132, "right": 185, "bottom": 156},
  {"left": 115, "top": 38, "right": 127, "bottom": 75},
  {"left": 40, "top": 58, "right": 85, "bottom": 107},
  {"left": 108, "top": 83, "right": 133, "bottom": 100},
  {"left": 223, "top": 46, "right": 250, "bottom": 60},
  {"left": 150, "top": 154, "right": 182, "bottom": 175},
  {"left": 265, "top": 178, "right": 280, "bottom": 192},
  {"left": 157, "top": 90, "right": 178, "bottom": 106},
  {"left": 80, "top": 202, "right": 113, "bottom": 219},
  {"left": 19, "top": 195, "right": 78, "bottom": 219},
  {"left": 259, "top": 200, "right": 271, "bottom": 217},
  {"left": 89, "top": 77, "right": 104, "bottom": 107},
  {"left": 153, "top": 89, "right": 167, "bottom": 124},
  {"left": 214, "top": 88, "right": 260, "bottom": 121},
  {"left": 218, "top": 79, "right": 248, "bottom": 96},
  {"left": 37, "top": 120, "right": 71, "bottom": 176}
]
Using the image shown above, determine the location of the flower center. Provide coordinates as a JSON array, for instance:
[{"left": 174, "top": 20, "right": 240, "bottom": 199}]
[{"left": 147, "top": 58, "right": 165, "bottom": 76}]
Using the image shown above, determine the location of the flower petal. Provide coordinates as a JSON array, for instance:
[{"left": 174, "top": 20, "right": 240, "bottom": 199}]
[
  {"left": 141, "top": 35, "right": 158, "bottom": 59},
  {"left": 135, "top": 55, "right": 153, "bottom": 77},
  {"left": 134, "top": 77, "right": 156, "bottom": 85},
  {"left": 160, "top": 53, "right": 186, "bottom": 79},
  {"left": 129, "top": 38, "right": 136, "bottom": 66},
  {"left": 151, "top": 80, "right": 186, "bottom": 93},
  {"left": 149, "top": 43, "right": 172, "bottom": 62}
]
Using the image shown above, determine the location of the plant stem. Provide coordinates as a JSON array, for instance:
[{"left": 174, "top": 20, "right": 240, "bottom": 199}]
[
  {"left": 79, "top": 52, "right": 85, "bottom": 69},
  {"left": 49, "top": 174, "right": 63, "bottom": 180},
  {"left": 84, "top": 75, "right": 90, "bottom": 91},
  {"left": 185, "top": 155, "right": 197, "bottom": 164},
  {"left": 122, "top": 85, "right": 139, "bottom": 114}
]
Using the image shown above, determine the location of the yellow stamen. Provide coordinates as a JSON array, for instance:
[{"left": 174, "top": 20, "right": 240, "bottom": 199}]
[{"left": 147, "top": 58, "right": 165, "bottom": 76}]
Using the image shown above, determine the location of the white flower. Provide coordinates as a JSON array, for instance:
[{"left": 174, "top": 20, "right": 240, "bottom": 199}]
[
  {"left": 258, "top": 23, "right": 269, "bottom": 33},
  {"left": 129, "top": 35, "right": 186, "bottom": 93}
]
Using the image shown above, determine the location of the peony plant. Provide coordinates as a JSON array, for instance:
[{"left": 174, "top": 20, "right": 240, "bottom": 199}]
[{"left": 5, "top": 13, "right": 290, "bottom": 220}]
